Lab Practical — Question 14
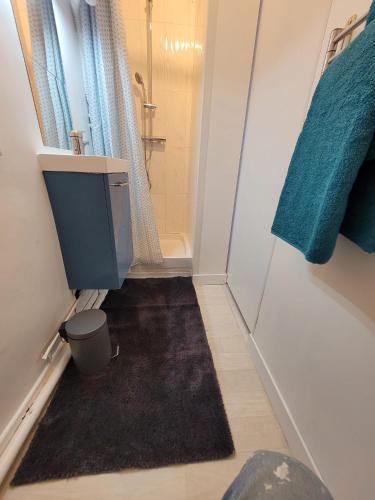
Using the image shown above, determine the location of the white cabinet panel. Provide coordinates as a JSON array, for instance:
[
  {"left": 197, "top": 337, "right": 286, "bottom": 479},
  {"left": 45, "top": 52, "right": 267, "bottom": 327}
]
[
  {"left": 227, "top": 0, "right": 332, "bottom": 332},
  {"left": 231, "top": 0, "right": 375, "bottom": 499}
]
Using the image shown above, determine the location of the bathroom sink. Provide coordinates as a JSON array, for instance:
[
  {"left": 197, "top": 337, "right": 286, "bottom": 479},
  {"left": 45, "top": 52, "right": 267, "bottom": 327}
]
[{"left": 38, "top": 154, "right": 129, "bottom": 174}]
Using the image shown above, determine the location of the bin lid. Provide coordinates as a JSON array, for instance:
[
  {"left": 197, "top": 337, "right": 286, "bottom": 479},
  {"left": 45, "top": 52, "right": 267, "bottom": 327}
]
[{"left": 66, "top": 309, "right": 107, "bottom": 340}]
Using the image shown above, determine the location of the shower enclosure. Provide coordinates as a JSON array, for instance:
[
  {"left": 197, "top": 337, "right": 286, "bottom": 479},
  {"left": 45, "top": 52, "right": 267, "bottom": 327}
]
[
  {"left": 12, "top": 0, "right": 208, "bottom": 272},
  {"left": 124, "top": 0, "right": 207, "bottom": 269}
]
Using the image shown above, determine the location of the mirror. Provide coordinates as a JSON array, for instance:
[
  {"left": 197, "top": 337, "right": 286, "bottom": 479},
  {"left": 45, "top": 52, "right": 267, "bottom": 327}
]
[{"left": 11, "top": 0, "right": 91, "bottom": 152}]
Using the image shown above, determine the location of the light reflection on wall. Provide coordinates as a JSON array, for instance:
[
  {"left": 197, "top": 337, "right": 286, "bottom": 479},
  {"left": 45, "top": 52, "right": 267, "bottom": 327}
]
[{"left": 164, "top": 37, "right": 203, "bottom": 53}]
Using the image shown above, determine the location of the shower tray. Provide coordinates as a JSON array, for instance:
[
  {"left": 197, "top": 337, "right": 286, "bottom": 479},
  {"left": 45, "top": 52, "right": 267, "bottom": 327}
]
[
  {"left": 159, "top": 233, "right": 189, "bottom": 258},
  {"left": 129, "top": 233, "right": 192, "bottom": 278}
]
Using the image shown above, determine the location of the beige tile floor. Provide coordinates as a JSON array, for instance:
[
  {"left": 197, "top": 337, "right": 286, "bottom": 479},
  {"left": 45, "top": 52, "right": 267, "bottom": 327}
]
[{"left": 1, "top": 284, "right": 289, "bottom": 500}]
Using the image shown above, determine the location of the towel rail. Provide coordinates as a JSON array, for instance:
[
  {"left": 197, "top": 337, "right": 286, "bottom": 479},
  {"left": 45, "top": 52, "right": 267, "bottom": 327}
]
[
  {"left": 322, "top": 11, "right": 369, "bottom": 72},
  {"left": 333, "top": 13, "right": 368, "bottom": 44}
]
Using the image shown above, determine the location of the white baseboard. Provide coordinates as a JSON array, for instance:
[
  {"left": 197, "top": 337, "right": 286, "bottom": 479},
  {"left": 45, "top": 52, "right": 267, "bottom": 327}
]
[
  {"left": 193, "top": 273, "right": 227, "bottom": 285},
  {"left": 0, "top": 297, "right": 76, "bottom": 461},
  {"left": 224, "top": 284, "right": 322, "bottom": 479},
  {"left": 247, "top": 337, "right": 322, "bottom": 477},
  {"left": 0, "top": 345, "right": 71, "bottom": 485},
  {"left": 0, "top": 290, "right": 102, "bottom": 486}
]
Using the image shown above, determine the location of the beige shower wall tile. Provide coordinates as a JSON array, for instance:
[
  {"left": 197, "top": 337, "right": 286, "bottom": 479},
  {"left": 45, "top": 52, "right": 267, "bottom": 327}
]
[
  {"left": 149, "top": 145, "right": 190, "bottom": 199},
  {"left": 123, "top": 19, "right": 146, "bottom": 74},
  {"left": 133, "top": 86, "right": 144, "bottom": 135},
  {"left": 186, "top": 148, "right": 195, "bottom": 193},
  {"left": 184, "top": 90, "right": 194, "bottom": 146},
  {"left": 124, "top": 16, "right": 147, "bottom": 136},
  {"left": 165, "top": 23, "right": 196, "bottom": 90},
  {"left": 121, "top": 0, "right": 144, "bottom": 21},
  {"left": 165, "top": 147, "right": 189, "bottom": 194},
  {"left": 165, "top": 194, "right": 188, "bottom": 233},
  {"left": 152, "top": 0, "right": 197, "bottom": 26},
  {"left": 149, "top": 149, "right": 167, "bottom": 194},
  {"left": 150, "top": 87, "right": 168, "bottom": 138},
  {"left": 153, "top": 22, "right": 196, "bottom": 92},
  {"left": 195, "top": 0, "right": 208, "bottom": 28},
  {"left": 151, "top": 22, "right": 168, "bottom": 87},
  {"left": 165, "top": 90, "right": 189, "bottom": 147},
  {"left": 151, "top": 193, "right": 166, "bottom": 234}
]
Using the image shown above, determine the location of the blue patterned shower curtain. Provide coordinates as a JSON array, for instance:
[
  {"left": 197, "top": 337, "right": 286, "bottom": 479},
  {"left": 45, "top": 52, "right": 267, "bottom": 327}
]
[
  {"left": 27, "top": 0, "right": 72, "bottom": 149},
  {"left": 76, "top": 0, "right": 162, "bottom": 265}
]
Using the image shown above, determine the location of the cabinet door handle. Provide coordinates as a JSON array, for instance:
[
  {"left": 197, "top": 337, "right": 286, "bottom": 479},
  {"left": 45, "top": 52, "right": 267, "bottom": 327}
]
[{"left": 109, "top": 181, "right": 129, "bottom": 187}]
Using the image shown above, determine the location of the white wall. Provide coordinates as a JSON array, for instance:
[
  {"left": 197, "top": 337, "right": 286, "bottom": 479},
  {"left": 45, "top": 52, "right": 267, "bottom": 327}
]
[
  {"left": 228, "top": 0, "right": 375, "bottom": 499},
  {"left": 0, "top": 1, "right": 74, "bottom": 436},
  {"left": 193, "top": 0, "right": 260, "bottom": 282},
  {"left": 255, "top": 238, "right": 375, "bottom": 500},
  {"left": 186, "top": 0, "right": 208, "bottom": 254},
  {"left": 227, "top": 0, "right": 332, "bottom": 330}
]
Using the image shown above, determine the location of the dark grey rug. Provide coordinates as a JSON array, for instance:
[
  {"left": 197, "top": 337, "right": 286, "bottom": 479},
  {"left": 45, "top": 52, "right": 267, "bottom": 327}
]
[{"left": 12, "top": 277, "right": 234, "bottom": 485}]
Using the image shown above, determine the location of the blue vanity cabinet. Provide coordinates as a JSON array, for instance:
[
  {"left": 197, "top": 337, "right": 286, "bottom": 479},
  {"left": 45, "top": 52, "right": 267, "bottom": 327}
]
[{"left": 43, "top": 171, "right": 133, "bottom": 289}]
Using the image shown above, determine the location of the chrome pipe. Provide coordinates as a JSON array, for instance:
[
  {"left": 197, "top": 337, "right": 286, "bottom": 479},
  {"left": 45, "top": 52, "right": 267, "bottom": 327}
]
[{"left": 146, "top": 0, "right": 153, "bottom": 104}]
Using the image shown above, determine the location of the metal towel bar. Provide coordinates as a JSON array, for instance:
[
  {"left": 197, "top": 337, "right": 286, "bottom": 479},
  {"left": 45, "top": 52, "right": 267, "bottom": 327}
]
[
  {"left": 322, "top": 11, "right": 368, "bottom": 72},
  {"left": 333, "top": 12, "right": 368, "bottom": 44}
]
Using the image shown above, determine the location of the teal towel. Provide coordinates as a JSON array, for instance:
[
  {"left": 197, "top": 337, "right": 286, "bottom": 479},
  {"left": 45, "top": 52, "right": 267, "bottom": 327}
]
[{"left": 272, "top": 3, "right": 375, "bottom": 264}]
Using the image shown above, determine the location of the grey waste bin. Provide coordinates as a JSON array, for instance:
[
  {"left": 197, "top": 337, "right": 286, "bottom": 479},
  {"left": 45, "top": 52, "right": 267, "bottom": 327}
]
[{"left": 62, "top": 309, "right": 111, "bottom": 375}]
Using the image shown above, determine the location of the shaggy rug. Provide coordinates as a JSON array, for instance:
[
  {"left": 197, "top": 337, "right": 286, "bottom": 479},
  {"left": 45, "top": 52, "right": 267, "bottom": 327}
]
[{"left": 12, "top": 277, "right": 234, "bottom": 485}]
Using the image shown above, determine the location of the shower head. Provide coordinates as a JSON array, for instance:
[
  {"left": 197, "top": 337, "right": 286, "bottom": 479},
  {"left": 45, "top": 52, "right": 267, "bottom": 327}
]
[
  {"left": 135, "top": 72, "right": 149, "bottom": 105},
  {"left": 135, "top": 72, "right": 144, "bottom": 86}
]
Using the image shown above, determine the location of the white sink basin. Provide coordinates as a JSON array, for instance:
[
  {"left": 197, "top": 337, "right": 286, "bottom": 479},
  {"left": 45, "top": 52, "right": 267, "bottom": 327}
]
[{"left": 38, "top": 154, "right": 129, "bottom": 174}]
